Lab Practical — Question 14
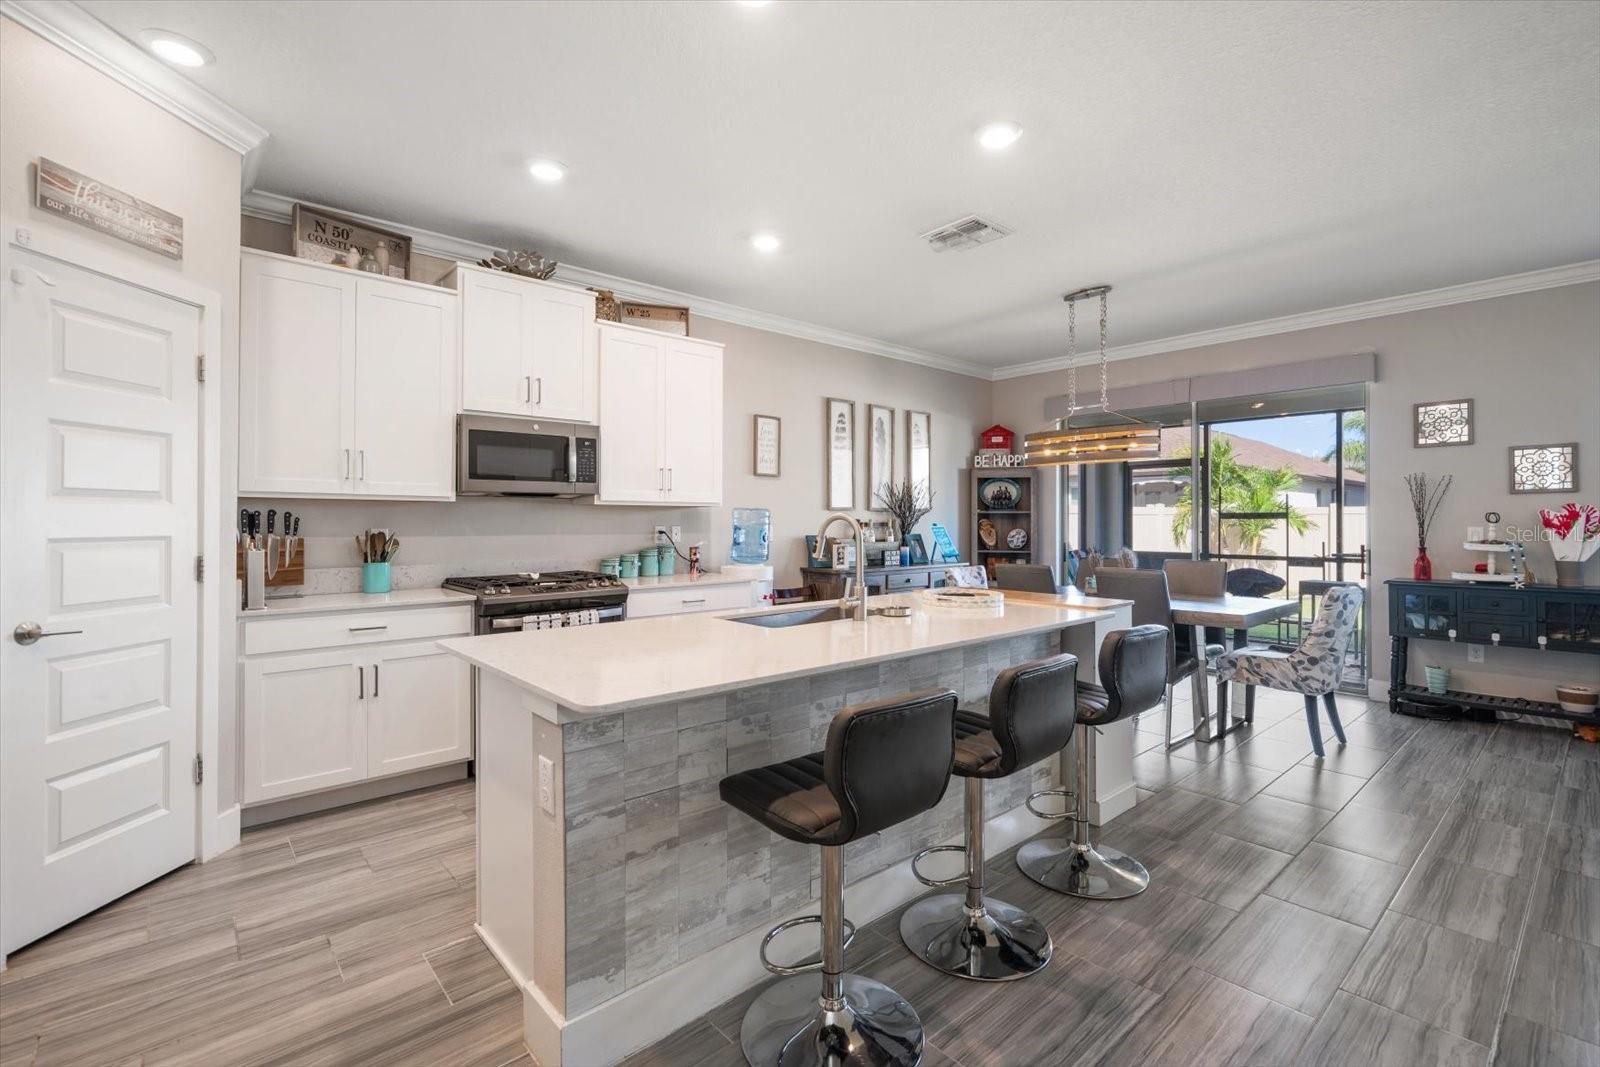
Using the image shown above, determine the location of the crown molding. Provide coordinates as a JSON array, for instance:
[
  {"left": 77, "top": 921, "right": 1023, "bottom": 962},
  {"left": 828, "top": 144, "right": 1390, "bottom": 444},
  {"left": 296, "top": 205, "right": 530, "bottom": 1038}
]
[
  {"left": 2, "top": 0, "right": 270, "bottom": 163},
  {"left": 242, "top": 189, "right": 994, "bottom": 380},
  {"left": 992, "top": 259, "right": 1600, "bottom": 381}
]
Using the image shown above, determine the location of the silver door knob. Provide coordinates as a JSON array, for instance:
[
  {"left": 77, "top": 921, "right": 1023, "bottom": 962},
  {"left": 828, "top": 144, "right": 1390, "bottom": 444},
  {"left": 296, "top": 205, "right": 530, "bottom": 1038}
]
[{"left": 13, "top": 622, "right": 83, "bottom": 645}]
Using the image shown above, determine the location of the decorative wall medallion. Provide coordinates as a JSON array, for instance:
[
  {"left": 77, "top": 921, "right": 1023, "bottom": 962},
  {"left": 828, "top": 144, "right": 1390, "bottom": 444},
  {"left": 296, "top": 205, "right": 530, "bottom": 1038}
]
[
  {"left": 1509, "top": 443, "right": 1578, "bottom": 494},
  {"left": 1413, "top": 399, "right": 1473, "bottom": 447}
]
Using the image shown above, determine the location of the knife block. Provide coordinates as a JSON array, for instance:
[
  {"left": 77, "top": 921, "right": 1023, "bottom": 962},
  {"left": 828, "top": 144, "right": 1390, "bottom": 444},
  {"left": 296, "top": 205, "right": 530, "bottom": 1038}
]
[{"left": 237, "top": 540, "right": 305, "bottom": 587}]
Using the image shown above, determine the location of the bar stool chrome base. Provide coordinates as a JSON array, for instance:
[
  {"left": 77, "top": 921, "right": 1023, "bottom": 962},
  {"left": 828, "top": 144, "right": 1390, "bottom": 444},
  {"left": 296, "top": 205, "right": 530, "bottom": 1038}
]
[
  {"left": 1016, "top": 839, "right": 1150, "bottom": 900},
  {"left": 740, "top": 972, "right": 924, "bottom": 1067},
  {"left": 898, "top": 894, "right": 1051, "bottom": 981}
]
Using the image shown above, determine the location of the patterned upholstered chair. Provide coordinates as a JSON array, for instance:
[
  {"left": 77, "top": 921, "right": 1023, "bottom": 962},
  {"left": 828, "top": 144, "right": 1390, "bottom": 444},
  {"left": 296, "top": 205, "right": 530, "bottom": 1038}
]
[
  {"left": 1214, "top": 584, "right": 1363, "bottom": 758},
  {"left": 944, "top": 565, "right": 989, "bottom": 588}
]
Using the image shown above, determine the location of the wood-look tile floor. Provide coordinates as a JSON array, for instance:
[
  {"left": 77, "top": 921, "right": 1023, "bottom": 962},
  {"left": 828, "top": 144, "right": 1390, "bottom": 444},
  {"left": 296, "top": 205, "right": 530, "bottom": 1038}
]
[
  {"left": 0, "top": 779, "right": 530, "bottom": 1067},
  {"left": 626, "top": 690, "right": 1600, "bottom": 1067},
  {"left": 3, "top": 693, "right": 1597, "bottom": 1067}
]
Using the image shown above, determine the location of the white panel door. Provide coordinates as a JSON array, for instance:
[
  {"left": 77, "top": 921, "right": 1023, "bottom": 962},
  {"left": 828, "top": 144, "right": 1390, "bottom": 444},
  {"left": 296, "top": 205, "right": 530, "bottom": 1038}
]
[
  {"left": 528, "top": 285, "right": 596, "bottom": 423},
  {"left": 596, "top": 327, "right": 665, "bottom": 503},
  {"left": 459, "top": 268, "right": 533, "bottom": 416},
  {"left": 367, "top": 641, "right": 471, "bottom": 778},
  {"left": 241, "top": 650, "right": 367, "bottom": 803},
  {"left": 353, "top": 279, "right": 457, "bottom": 499},
  {"left": 661, "top": 337, "right": 723, "bottom": 505},
  {"left": 1, "top": 247, "right": 199, "bottom": 956},
  {"left": 239, "top": 254, "right": 356, "bottom": 494}
]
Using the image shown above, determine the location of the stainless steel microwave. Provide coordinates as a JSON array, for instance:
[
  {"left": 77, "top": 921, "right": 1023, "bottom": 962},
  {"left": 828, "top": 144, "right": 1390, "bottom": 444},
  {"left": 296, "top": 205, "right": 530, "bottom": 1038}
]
[{"left": 456, "top": 415, "right": 599, "bottom": 497}]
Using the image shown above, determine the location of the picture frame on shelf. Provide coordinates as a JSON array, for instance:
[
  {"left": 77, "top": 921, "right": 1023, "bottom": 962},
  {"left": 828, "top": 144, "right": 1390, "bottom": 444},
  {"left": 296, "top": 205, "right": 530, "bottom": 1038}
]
[
  {"left": 825, "top": 398, "right": 856, "bottom": 510},
  {"left": 753, "top": 414, "right": 781, "bottom": 477},
  {"left": 907, "top": 410, "right": 932, "bottom": 502},
  {"left": 929, "top": 521, "right": 959, "bottom": 563},
  {"left": 908, "top": 534, "right": 930, "bottom": 566},
  {"left": 867, "top": 403, "right": 895, "bottom": 510},
  {"left": 291, "top": 202, "right": 410, "bottom": 279}
]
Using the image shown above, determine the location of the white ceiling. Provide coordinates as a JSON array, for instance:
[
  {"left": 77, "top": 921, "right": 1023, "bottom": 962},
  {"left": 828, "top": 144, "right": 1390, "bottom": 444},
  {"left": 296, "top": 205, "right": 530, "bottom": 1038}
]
[{"left": 81, "top": 0, "right": 1600, "bottom": 373}]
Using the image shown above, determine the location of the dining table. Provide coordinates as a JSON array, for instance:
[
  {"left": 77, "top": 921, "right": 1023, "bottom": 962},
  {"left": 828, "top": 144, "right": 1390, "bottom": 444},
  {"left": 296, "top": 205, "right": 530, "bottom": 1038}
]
[{"left": 1028, "top": 586, "right": 1301, "bottom": 744}]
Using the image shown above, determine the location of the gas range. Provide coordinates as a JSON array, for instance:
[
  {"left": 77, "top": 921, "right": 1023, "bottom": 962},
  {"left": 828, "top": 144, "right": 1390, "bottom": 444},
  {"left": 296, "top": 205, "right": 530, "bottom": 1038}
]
[{"left": 443, "top": 571, "right": 629, "bottom": 633}]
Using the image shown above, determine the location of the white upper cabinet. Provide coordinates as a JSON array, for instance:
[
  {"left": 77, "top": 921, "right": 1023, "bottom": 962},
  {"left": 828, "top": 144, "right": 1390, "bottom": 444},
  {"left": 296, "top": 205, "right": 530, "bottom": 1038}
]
[
  {"left": 455, "top": 265, "right": 596, "bottom": 423},
  {"left": 596, "top": 323, "right": 723, "bottom": 506},
  {"left": 239, "top": 250, "right": 457, "bottom": 500}
]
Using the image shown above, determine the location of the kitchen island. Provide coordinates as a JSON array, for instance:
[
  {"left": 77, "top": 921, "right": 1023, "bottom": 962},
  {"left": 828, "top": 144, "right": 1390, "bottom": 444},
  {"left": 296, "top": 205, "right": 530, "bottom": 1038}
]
[{"left": 439, "top": 589, "right": 1132, "bottom": 1066}]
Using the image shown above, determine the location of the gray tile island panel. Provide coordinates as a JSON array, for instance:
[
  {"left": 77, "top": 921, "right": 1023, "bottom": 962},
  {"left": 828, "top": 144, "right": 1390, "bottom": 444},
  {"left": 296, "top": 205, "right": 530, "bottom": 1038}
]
[{"left": 559, "top": 631, "right": 1062, "bottom": 1014}]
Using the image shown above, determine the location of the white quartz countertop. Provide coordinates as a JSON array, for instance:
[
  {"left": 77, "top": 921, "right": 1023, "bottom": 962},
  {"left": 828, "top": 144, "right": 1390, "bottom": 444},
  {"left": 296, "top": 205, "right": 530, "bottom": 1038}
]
[
  {"left": 439, "top": 590, "right": 1119, "bottom": 714},
  {"left": 621, "top": 571, "right": 760, "bottom": 592},
  {"left": 239, "top": 587, "right": 476, "bottom": 618}
]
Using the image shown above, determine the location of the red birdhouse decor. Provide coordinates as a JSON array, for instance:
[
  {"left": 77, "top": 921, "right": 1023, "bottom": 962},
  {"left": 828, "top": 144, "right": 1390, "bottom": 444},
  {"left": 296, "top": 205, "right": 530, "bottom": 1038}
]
[{"left": 979, "top": 425, "right": 1015, "bottom": 453}]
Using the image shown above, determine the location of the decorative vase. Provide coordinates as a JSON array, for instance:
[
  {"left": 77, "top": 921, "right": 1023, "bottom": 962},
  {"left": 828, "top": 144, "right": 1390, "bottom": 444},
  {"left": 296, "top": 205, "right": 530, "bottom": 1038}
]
[
  {"left": 1413, "top": 546, "right": 1433, "bottom": 581},
  {"left": 1555, "top": 560, "right": 1582, "bottom": 588}
]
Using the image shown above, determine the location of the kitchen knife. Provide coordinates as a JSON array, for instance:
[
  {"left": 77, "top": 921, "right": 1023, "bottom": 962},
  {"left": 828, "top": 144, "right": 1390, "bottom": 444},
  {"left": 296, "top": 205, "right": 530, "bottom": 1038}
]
[
  {"left": 239, "top": 508, "right": 249, "bottom": 545},
  {"left": 292, "top": 516, "right": 300, "bottom": 537},
  {"left": 266, "top": 509, "right": 276, "bottom": 536}
]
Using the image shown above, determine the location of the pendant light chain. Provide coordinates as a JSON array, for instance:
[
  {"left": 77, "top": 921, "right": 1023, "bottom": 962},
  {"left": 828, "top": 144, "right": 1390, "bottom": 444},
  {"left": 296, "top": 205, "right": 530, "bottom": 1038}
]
[{"left": 1098, "top": 290, "right": 1109, "bottom": 412}]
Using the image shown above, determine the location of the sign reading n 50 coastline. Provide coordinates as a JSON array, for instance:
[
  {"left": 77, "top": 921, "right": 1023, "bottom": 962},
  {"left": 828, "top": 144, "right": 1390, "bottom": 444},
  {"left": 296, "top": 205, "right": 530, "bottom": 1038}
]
[{"left": 34, "top": 159, "right": 183, "bottom": 260}]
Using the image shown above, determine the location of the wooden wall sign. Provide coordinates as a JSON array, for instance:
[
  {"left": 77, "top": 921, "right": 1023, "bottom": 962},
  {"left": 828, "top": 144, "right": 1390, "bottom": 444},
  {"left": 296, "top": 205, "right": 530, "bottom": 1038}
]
[
  {"left": 618, "top": 302, "right": 691, "bottom": 335},
  {"left": 34, "top": 158, "right": 183, "bottom": 259}
]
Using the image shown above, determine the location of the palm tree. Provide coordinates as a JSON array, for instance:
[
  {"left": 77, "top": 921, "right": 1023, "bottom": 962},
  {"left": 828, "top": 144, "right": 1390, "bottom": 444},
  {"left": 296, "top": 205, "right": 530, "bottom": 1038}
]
[
  {"left": 1171, "top": 436, "right": 1311, "bottom": 555},
  {"left": 1322, "top": 411, "right": 1367, "bottom": 473}
]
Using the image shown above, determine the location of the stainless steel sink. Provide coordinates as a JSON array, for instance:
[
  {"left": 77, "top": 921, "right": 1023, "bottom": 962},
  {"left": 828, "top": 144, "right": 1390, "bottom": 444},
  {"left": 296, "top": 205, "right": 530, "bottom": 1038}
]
[{"left": 725, "top": 605, "right": 849, "bottom": 628}]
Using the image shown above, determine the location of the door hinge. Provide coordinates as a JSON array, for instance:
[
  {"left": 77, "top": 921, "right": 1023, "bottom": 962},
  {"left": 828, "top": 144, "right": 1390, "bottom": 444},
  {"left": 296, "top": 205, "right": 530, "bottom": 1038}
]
[
  {"left": 192, "top": 754, "right": 204, "bottom": 786},
  {"left": 196, "top": 354, "right": 206, "bottom": 383},
  {"left": 195, "top": 554, "right": 205, "bottom": 582}
]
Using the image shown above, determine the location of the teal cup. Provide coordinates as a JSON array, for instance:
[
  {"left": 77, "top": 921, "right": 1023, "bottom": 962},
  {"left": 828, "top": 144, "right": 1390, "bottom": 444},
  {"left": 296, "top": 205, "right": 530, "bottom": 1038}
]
[{"left": 362, "top": 562, "right": 392, "bottom": 594}]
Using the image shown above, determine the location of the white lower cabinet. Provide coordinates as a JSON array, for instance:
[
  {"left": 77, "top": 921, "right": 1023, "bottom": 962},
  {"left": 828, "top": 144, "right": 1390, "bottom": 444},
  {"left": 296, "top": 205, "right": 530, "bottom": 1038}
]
[
  {"left": 240, "top": 604, "right": 472, "bottom": 805},
  {"left": 625, "top": 581, "right": 757, "bottom": 618},
  {"left": 367, "top": 641, "right": 472, "bottom": 777}
]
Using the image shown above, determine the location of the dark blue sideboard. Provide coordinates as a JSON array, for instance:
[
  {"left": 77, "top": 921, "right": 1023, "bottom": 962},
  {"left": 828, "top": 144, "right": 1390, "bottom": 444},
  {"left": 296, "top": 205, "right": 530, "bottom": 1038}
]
[{"left": 1386, "top": 579, "right": 1600, "bottom": 719}]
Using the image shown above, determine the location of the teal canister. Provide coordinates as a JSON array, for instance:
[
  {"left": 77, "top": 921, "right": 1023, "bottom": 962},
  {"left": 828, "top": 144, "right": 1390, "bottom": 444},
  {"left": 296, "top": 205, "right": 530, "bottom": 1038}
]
[
  {"left": 639, "top": 549, "right": 659, "bottom": 577},
  {"left": 657, "top": 543, "right": 675, "bottom": 575},
  {"left": 362, "top": 562, "right": 391, "bottom": 594},
  {"left": 599, "top": 557, "right": 620, "bottom": 577},
  {"left": 619, "top": 553, "right": 640, "bottom": 579}
]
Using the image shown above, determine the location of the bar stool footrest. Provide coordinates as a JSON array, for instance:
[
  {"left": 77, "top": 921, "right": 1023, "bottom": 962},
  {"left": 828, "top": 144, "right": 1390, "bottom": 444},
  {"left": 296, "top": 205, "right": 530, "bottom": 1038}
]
[
  {"left": 757, "top": 914, "right": 857, "bottom": 976},
  {"left": 910, "top": 844, "right": 969, "bottom": 888},
  {"left": 1024, "top": 787, "right": 1076, "bottom": 821}
]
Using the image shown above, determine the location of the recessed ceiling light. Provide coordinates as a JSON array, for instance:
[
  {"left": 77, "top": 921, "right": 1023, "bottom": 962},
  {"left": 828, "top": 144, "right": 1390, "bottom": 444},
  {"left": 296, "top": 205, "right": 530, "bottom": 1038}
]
[
  {"left": 750, "top": 232, "right": 782, "bottom": 254},
  {"left": 528, "top": 159, "right": 567, "bottom": 183},
  {"left": 976, "top": 121, "right": 1023, "bottom": 151},
  {"left": 139, "top": 29, "right": 213, "bottom": 68}
]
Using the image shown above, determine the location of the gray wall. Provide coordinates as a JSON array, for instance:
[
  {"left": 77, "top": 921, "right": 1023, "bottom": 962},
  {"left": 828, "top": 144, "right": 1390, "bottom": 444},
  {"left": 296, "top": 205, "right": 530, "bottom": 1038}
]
[{"left": 994, "top": 281, "right": 1600, "bottom": 700}]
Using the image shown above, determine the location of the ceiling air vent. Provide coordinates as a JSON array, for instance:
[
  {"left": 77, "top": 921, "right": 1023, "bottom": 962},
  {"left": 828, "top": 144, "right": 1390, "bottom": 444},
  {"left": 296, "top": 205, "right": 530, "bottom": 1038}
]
[{"left": 920, "top": 214, "right": 1012, "bottom": 253}]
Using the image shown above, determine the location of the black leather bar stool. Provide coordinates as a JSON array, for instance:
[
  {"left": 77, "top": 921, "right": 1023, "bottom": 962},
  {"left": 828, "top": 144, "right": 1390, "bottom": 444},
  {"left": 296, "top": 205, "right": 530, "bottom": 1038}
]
[
  {"left": 899, "top": 653, "right": 1077, "bottom": 982},
  {"left": 1017, "top": 626, "right": 1169, "bottom": 900},
  {"left": 719, "top": 688, "right": 958, "bottom": 1067}
]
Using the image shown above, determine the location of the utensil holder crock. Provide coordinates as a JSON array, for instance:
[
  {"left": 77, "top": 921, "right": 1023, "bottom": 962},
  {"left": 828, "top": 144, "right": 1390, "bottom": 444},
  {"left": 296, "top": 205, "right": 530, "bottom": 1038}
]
[{"left": 362, "top": 562, "right": 392, "bottom": 594}]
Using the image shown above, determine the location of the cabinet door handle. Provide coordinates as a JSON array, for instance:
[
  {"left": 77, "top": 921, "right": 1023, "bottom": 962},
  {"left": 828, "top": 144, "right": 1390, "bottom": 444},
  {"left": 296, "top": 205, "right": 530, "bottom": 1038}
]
[
  {"left": 348, "top": 624, "right": 388, "bottom": 632},
  {"left": 373, "top": 664, "right": 379, "bottom": 697},
  {"left": 358, "top": 449, "right": 366, "bottom": 480},
  {"left": 658, "top": 467, "right": 664, "bottom": 491},
  {"left": 524, "top": 375, "right": 532, "bottom": 403},
  {"left": 681, "top": 597, "right": 706, "bottom": 605},
  {"left": 357, "top": 664, "right": 365, "bottom": 699},
  {"left": 345, "top": 449, "right": 352, "bottom": 480},
  {"left": 667, "top": 467, "right": 673, "bottom": 492},
  {"left": 536, "top": 377, "right": 543, "bottom": 405}
]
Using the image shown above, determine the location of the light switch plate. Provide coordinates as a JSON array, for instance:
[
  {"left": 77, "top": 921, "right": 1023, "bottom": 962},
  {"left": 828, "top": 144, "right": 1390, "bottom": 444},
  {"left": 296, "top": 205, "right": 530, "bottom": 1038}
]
[
  {"left": 1467, "top": 644, "right": 1485, "bottom": 663},
  {"left": 670, "top": 525, "right": 682, "bottom": 542},
  {"left": 538, "top": 755, "right": 555, "bottom": 814}
]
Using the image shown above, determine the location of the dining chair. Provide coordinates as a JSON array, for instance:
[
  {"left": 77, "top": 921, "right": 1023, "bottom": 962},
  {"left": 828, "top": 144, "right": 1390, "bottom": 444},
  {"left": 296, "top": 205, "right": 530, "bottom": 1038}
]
[
  {"left": 1163, "top": 558, "right": 1231, "bottom": 682},
  {"left": 1214, "top": 584, "right": 1363, "bottom": 757},
  {"left": 993, "top": 563, "right": 1059, "bottom": 593},
  {"left": 1090, "top": 569, "right": 1203, "bottom": 747}
]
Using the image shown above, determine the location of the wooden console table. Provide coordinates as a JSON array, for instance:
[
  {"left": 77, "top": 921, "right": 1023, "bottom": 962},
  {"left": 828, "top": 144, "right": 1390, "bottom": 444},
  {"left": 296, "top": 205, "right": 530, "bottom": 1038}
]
[
  {"left": 1386, "top": 579, "right": 1600, "bottom": 721},
  {"left": 800, "top": 561, "right": 965, "bottom": 600}
]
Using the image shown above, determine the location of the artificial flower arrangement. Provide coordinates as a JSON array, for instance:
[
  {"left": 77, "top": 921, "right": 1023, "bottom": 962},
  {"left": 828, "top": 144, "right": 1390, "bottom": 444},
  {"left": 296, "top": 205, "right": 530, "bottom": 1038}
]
[
  {"left": 1540, "top": 503, "right": 1600, "bottom": 558},
  {"left": 1539, "top": 503, "right": 1599, "bottom": 586}
]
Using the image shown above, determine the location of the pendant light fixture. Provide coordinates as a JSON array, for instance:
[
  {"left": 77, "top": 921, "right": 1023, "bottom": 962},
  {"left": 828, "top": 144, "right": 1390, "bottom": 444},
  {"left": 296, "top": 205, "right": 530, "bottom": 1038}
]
[{"left": 1024, "top": 285, "right": 1160, "bottom": 467}]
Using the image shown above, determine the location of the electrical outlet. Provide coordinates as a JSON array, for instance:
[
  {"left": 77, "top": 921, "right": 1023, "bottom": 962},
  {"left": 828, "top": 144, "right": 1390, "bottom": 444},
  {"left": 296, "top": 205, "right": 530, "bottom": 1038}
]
[
  {"left": 653, "top": 525, "right": 668, "bottom": 545},
  {"left": 538, "top": 755, "right": 554, "bottom": 815},
  {"left": 1467, "top": 643, "right": 1485, "bottom": 663},
  {"left": 670, "top": 525, "right": 682, "bottom": 543}
]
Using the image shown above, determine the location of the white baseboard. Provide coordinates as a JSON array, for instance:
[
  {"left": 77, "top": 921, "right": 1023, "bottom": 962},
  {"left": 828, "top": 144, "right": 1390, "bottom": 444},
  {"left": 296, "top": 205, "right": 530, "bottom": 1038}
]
[
  {"left": 528, "top": 800, "right": 1063, "bottom": 1066},
  {"left": 241, "top": 762, "right": 468, "bottom": 827},
  {"left": 1367, "top": 679, "right": 1389, "bottom": 703},
  {"left": 204, "top": 804, "right": 241, "bottom": 861},
  {"left": 1088, "top": 779, "right": 1139, "bottom": 825}
]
